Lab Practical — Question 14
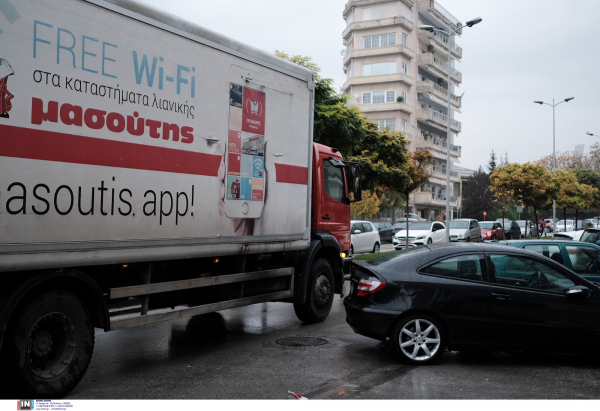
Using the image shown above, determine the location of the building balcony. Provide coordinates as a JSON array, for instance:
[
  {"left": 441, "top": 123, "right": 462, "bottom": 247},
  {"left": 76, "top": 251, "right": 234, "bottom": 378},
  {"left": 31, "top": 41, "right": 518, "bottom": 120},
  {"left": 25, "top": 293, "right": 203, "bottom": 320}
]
[
  {"left": 343, "top": 16, "right": 414, "bottom": 39},
  {"left": 417, "top": 30, "right": 462, "bottom": 59},
  {"left": 416, "top": 108, "right": 461, "bottom": 133},
  {"left": 415, "top": 136, "right": 461, "bottom": 158},
  {"left": 344, "top": 0, "right": 415, "bottom": 19},
  {"left": 414, "top": 191, "right": 458, "bottom": 207},
  {"left": 343, "top": 73, "right": 415, "bottom": 90},
  {"left": 343, "top": 45, "right": 415, "bottom": 66},
  {"left": 358, "top": 101, "right": 414, "bottom": 114},
  {"left": 416, "top": 53, "right": 462, "bottom": 84},
  {"left": 416, "top": 80, "right": 462, "bottom": 108},
  {"left": 416, "top": 0, "right": 462, "bottom": 35},
  {"left": 431, "top": 165, "right": 461, "bottom": 181}
]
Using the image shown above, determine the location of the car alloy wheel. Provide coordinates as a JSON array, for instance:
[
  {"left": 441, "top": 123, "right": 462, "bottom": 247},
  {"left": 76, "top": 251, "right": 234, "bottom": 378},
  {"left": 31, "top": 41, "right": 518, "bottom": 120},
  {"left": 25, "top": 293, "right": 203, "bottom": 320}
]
[
  {"left": 427, "top": 238, "right": 433, "bottom": 244},
  {"left": 373, "top": 242, "right": 380, "bottom": 253},
  {"left": 392, "top": 315, "right": 444, "bottom": 364}
]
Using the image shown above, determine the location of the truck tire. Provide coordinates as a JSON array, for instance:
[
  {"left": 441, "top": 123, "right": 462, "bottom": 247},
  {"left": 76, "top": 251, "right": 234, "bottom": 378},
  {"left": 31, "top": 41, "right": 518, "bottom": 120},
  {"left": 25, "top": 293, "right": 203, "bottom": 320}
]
[
  {"left": 2, "top": 290, "right": 95, "bottom": 398},
  {"left": 293, "top": 259, "right": 334, "bottom": 324}
]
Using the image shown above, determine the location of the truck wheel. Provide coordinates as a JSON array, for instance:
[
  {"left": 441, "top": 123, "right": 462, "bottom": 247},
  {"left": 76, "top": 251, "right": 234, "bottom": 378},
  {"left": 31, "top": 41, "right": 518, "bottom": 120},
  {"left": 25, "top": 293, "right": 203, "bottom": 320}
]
[
  {"left": 2, "top": 290, "right": 95, "bottom": 398},
  {"left": 293, "top": 259, "right": 334, "bottom": 324}
]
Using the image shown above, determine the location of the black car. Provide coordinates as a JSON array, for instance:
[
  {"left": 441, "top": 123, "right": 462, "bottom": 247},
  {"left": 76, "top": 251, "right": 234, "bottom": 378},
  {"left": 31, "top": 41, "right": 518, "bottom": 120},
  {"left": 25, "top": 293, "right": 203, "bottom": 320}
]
[
  {"left": 344, "top": 243, "right": 600, "bottom": 364},
  {"left": 372, "top": 222, "right": 394, "bottom": 243},
  {"left": 496, "top": 219, "right": 521, "bottom": 240}
]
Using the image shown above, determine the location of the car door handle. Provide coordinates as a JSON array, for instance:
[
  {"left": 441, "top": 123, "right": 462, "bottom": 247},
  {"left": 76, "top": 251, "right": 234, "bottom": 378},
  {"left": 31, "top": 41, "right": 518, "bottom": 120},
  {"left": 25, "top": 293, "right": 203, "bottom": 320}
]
[
  {"left": 322, "top": 215, "right": 331, "bottom": 220},
  {"left": 491, "top": 293, "right": 511, "bottom": 300}
]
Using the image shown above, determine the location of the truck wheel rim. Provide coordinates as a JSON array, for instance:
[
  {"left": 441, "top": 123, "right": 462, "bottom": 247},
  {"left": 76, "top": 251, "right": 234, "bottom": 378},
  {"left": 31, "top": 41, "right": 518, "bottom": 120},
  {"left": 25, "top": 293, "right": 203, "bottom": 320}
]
[
  {"left": 313, "top": 274, "right": 331, "bottom": 307},
  {"left": 27, "top": 312, "right": 77, "bottom": 379},
  {"left": 399, "top": 319, "right": 441, "bottom": 361}
]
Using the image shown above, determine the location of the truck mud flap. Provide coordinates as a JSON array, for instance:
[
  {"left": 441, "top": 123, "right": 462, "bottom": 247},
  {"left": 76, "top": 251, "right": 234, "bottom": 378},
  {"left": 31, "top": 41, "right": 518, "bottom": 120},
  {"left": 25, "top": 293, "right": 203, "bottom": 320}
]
[{"left": 108, "top": 268, "right": 293, "bottom": 330}]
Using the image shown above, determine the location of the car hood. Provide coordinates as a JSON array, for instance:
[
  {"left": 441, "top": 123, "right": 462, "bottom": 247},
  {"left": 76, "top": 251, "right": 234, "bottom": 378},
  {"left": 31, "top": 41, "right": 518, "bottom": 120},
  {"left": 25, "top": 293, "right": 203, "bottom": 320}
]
[
  {"left": 449, "top": 229, "right": 468, "bottom": 235},
  {"left": 395, "top": 229, "right": 430, "bottom": 237}
]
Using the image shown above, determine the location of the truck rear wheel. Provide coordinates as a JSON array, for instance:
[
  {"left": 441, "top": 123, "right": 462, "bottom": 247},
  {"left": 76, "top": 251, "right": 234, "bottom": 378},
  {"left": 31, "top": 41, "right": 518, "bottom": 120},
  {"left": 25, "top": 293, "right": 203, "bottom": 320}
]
[
  {"left": 2, "top": 290, "right": 95, "bottom": 398},
  {"left": 294, "top": 259, "right": 334, "bottom": 324}
]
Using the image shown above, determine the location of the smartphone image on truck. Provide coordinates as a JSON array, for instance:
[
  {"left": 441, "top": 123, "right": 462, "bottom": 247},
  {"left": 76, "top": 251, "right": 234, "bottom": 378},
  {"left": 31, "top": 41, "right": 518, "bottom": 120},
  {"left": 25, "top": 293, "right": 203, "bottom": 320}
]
[{"left": 226, "top": 82, "right": 266, "bottom": 218}]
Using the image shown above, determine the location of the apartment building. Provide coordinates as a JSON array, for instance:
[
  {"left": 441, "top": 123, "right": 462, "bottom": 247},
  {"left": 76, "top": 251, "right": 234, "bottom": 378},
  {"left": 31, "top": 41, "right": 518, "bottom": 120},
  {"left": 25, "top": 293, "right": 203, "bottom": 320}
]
[{"left": 342, "top": 0, "right": 463, "bottom": 221}]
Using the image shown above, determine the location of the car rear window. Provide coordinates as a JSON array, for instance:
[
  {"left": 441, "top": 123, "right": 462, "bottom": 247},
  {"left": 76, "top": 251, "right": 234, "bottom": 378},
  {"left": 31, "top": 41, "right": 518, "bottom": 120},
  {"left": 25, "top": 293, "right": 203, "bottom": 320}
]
[{"left": 365, "top": 246, "right": 430, "bottom": 266}]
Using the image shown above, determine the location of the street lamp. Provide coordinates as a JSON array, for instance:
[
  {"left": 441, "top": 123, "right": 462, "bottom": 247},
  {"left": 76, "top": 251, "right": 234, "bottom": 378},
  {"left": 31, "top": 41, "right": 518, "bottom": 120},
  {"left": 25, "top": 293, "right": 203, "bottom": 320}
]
[
  {"left": 419, "top": 17, "right": 482, "bottom": 242},
  {"left": 587, "top": 131, "right": 600, "bottom": 138},
  {"left": 534, "top": 97, "right": 575, "bottom": 233}
]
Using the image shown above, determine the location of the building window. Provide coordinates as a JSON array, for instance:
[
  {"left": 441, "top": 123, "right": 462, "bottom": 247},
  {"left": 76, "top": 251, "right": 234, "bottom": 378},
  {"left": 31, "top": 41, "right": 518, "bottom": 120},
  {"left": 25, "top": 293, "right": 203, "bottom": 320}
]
[
  {"left": 372, "top": 91, "right": 385, "bottom": 104},
  {"left": 362, "top": 90, "right": 395, "bottom": 104},
  {"left": 363, "top": 8, "right": 371, "bottom": 20},
  {"left": 402, "top": 33, "right": 408, "bottom": 46},
  {"left": 345, "top": 13, "right": 354, "bottom": 27},
  {"left": 346, "top": 68, "right": 352, "bottom": 80},
  {"left": 364, "top": 33, "right": 396, "bottom": 49},
  {"left": 346, "top": 42, "right": 352, "bottom": 53},
  {"left": 402, "top": 5, "right": 412, "bottom": 20},
  {"left": 402, "top": 119, "right": 408, "bottom": 132},
  {"left": 363, "top": 62, "right": 396, "bottom": 76},
  {"left": 402, "top": 62, "right": 409, "bottom": 74},
  {"left": 377, "top": 119, "right": 395, "bottom": 131},
  {"left": 402, "top": 90, "right": 408, "bottom": 103}
]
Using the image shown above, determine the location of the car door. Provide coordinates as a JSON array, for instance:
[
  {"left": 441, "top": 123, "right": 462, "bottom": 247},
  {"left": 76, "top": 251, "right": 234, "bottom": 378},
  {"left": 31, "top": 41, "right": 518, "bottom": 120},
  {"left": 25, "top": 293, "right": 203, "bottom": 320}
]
[
  {"left": 364, "top": 222, "right": 378, "bottom": 250},
  {"left": 564, "top": 244, "right": 600, "bottom": 283},
  {"left": 351, "top": 222, "right": 365, "bottom": 253},
  {"left": 488, "top": 252, "right": 600, "bottom": 352},
  {"left": 419, "top": 253, "right": 491, "bottom": 348},
  {"left": 432, "top": 223, "right": 445, "bottom": 243}
]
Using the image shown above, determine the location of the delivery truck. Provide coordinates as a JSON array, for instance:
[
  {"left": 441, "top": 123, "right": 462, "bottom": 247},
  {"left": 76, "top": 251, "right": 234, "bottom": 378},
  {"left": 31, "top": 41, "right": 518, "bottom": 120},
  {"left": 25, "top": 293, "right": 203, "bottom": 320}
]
[{"left": 0, "top": 0, "right": 361, "bottom": 397}]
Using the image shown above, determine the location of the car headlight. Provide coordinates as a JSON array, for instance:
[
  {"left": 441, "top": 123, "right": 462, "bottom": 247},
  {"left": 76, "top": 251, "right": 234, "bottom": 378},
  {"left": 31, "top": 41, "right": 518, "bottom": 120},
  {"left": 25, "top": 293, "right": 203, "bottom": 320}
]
[
  {"left": 416, "top": 235, "right": 426, "bottom": 240},
  {"left": 458, "top": 234, "right": 465, "bottom": 238}
]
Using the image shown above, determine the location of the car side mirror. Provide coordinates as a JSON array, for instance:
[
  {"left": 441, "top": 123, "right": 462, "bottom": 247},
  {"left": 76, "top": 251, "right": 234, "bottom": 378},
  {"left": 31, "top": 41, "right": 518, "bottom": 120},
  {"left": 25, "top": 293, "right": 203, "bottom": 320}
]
[
  {"left": 566, "top": 285, "right": 590, "bottom": 299},
  {"left": 354, "top": 230, "right": 362, "bottom": 234}
]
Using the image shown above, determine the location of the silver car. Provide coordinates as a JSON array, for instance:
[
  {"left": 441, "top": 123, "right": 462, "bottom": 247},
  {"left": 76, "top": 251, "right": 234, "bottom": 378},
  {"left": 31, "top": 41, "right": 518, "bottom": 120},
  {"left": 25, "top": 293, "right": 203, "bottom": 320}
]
[
  {"left": 516, "top": 220, "right": 539, "bottom": 237},
  {"left": 448, "top": 219, "right": 481, "bottom": 242}
]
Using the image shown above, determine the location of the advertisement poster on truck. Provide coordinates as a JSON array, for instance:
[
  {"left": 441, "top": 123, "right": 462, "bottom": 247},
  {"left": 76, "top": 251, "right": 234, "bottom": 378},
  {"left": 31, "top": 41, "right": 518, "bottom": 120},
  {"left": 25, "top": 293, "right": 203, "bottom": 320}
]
[{"left": 0, "top": 0, "right": 312, "bottom": 249}]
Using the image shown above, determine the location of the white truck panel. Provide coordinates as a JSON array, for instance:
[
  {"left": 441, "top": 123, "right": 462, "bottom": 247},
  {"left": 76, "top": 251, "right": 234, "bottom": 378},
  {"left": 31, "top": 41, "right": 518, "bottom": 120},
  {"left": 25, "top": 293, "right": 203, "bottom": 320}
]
[{"left": 0, "top": 0, "right": 314, "bottom": 270}]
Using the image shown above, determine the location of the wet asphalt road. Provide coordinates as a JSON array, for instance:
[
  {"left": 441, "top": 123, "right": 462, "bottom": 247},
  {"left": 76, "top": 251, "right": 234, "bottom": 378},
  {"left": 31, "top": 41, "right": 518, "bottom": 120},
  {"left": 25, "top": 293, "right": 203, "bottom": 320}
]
[{"left": 57, "top": 282, "right": 600, "bottom": 400}]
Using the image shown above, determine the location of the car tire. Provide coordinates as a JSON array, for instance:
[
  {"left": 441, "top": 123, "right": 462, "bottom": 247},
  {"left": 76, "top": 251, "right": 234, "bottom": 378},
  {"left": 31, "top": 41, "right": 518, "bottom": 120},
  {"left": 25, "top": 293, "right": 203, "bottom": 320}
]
[
  {"left": 373, "top": 242, "right": 380, "bottom": 253},
  {"left": 466, "top": 237, "right": 470, "bottom": 242},
  {"left": 1, "top": 290, "right": 95, "bottom": 398},
  {"left": 293, "top": 258, "right": 334, "bottom": 324},
  {"left": 392, "top": 314, "right": 445, "bottom": 365},
  {"left": 492, "top": 234, "right": 496, "bottom": 241},
  {"left": 427, "top": 238, "right": 433, "bottom": 244}
]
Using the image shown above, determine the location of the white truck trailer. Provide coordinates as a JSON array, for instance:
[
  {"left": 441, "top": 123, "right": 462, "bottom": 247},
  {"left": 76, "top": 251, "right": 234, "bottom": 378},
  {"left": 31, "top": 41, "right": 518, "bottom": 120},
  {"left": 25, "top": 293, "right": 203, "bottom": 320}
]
[{"left": 0, "top": 0, "right": 360, "bottom": 397}]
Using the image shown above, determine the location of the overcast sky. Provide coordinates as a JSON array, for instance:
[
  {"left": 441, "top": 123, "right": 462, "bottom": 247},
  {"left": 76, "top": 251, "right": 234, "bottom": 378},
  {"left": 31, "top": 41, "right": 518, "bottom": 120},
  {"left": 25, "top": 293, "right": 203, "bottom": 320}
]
[{"left": 139, "top": 0, "right": 600, "bottom": 171}]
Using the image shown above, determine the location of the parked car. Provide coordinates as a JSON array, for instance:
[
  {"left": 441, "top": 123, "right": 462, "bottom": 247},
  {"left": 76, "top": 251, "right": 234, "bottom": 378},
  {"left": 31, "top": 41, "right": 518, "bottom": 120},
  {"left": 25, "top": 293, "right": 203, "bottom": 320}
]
[
  {"left": 403, "top": 213, "right": 421, "bottom": 222},
  {"left": 553, "top": 231, "right": 584, "bottom": 241},
  {"left": 584, "top": 218, "right": 600, "bottom": 228},
  {"left": 495, "top": 219, "right": 521, "bottom": 240},
  {"left": 393, "top": 221, "right": 446, "bottom": 249},
  {"left": 554, "top": 220, "right": 575, "bottom": 233},
  {"left": 345, "top": 243, "right": 600, "bottom": 364},
  {"left": 544, "top": 218, "right": 558, "bottom": 233},
  {"left": 372, "top": 222, "right": 394, "bottom": 243},
  {"left": 516, "top": 220, "right": 538, "bottom": 238},
  {"left": 479, "top": 221, "right": 505, "bottom": 241},
  {"left": 350, "top": 220, "right": 380, "bottom": 255},
  {"left": 499, "top": 239, "right": 600, "bottom": 283},
  {"left": 448, "top": 219, "right": 481, "bottom": 242},
  {"left": 579, "top": 227, "right": 600, "bottom": 245},
  {"left": 393, "top": 222, "right": 407, "bottom": 233}
]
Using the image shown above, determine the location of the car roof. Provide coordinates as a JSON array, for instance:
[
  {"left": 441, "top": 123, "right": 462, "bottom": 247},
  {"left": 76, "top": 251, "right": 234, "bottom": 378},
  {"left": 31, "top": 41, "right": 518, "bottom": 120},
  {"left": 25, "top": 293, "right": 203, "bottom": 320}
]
[
  {"left": 501, "top": 239, "right": 599, "bottom": 247},
  {"left": 451, "top": 218, "right": 475, "bottom": 222}
]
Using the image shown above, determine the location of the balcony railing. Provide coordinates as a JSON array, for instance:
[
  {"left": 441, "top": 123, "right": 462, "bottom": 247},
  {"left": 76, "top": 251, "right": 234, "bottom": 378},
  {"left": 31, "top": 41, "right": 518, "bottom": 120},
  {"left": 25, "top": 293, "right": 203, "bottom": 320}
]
[
  {"left": 432, "top": 166, "right": 460, "bottom": 178},
  {"left": 416, "top": 80, "right": 462, "bottom": 107},
  {"left": 414, "top": 191, "right": 458, "bottom": 205},
  {"left": 416, "top": 108, "right": 461, "bottom": 133},
  {"left": 431, "top": 110, "right": 461, "bottom": 129},
  {"left": 433, "top": 31, "right": 462, "bottom": 54},
  {"left": 416, "top": 53, "right": 462, "bottom": 83},
  {"left": 417, "top": 0, "right": 462, "bottom": 34}
]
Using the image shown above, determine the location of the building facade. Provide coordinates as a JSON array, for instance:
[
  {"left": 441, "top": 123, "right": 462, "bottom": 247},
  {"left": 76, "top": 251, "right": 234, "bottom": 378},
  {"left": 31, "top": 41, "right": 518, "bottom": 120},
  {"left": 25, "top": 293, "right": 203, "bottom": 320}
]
[{"left": 342, "top": 0, "right": 463, "bottom": 221}]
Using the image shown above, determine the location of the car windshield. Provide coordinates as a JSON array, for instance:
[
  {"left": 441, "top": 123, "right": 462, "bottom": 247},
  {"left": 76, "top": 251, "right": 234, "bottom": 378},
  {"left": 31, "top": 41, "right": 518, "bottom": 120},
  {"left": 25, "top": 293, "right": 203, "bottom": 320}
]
[
  {"left": 517, "top": 221, "right": 529, "bottom": 227},
  {"left": 581, "top": 230, "right": 600, "bottom": 244},
  {"left": 402, "top": 222, "right": 431, "bottom": 230},
  {"left": 479, "top": 222, "right": 494, "bottom": 229},
  {"left": 365, "top": 246, "right": 430, "bottom": 266},
  {"left": 449, "top": 221, "right": 469, "bottom": 229}
]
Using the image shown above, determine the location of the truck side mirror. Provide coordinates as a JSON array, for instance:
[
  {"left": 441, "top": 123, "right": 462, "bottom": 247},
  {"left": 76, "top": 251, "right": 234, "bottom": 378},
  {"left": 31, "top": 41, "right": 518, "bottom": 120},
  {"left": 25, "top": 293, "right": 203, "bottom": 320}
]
[{"left": 350, "top": 164, "right": 362, "bottom": 202}]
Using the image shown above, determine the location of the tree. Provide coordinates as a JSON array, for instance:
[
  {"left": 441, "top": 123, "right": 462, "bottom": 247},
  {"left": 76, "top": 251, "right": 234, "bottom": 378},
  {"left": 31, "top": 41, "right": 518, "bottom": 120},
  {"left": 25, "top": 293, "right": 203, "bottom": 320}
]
[
  {"left": 573, "top": 168, "right": 600, "bottom": 216},
  {"left": 487, "top": 150, "right": 497, "bottom": 175},
  {"left": 402, "top": 149, "right": 433, "bottom": 243},
  {"left": 537, "top": 151, "right": 586, "bottom": 171},
  {"left": 555, "top": 170, "right": 597, "bottom": 231},
  {"left": 490, "top": 163, "right": 557, "bottom": 238},
  {"left": 350, "top": 190, "right": 381, "bottom": 219},
  {"left": 461, "top": 166, "right": 494, "bottom": 220},
  {"left": 275, "top": 51, "right": 411, "bottom": 196}
]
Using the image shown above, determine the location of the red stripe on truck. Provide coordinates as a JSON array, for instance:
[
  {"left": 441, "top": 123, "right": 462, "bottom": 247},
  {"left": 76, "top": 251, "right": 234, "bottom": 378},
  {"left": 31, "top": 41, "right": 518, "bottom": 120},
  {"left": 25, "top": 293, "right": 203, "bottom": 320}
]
[
  {"left": 0, "top": 125, "right": 221, "bottom": 176},
  {"left": 274, "top": 163, "right": 308, "bottom": 185}
]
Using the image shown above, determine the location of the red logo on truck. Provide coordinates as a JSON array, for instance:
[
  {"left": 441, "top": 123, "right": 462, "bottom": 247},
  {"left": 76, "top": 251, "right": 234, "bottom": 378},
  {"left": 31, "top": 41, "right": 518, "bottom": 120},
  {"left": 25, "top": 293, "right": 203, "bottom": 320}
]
[{"left": 0, "top": 59, "right": 15, "bottom": 118}]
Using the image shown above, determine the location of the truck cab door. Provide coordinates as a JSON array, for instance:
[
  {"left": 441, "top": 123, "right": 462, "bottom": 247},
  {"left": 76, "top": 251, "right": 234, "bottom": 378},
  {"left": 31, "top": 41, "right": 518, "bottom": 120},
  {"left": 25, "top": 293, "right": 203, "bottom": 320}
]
[{"left": 316, "top": 152, "right": 351, "bottom": 248}]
